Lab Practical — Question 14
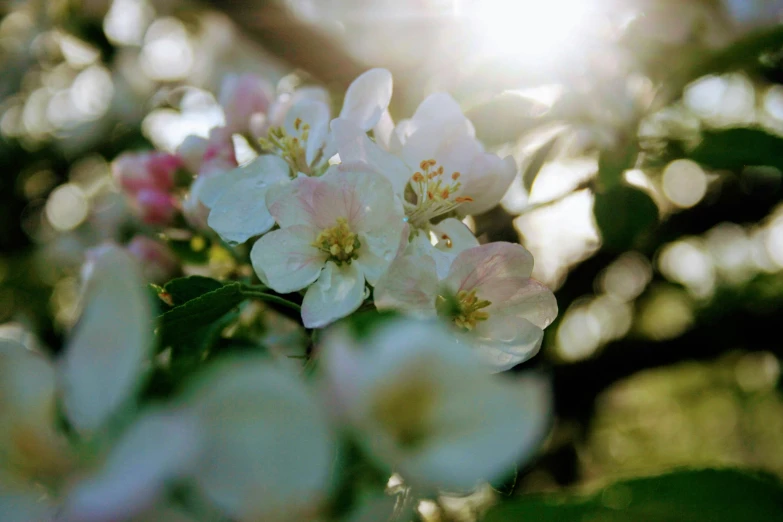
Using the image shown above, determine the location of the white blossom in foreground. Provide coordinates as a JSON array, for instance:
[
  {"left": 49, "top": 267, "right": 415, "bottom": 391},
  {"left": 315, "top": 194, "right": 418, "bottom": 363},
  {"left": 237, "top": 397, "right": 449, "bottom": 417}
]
[
  {"left": 183, "top": 357, "right": 334, "bottom": 522},
  {"left": 0, "top": 246, "right": 191, "bottom": 521},
  {"left": 321, "top": 319, "right": 551, "bottom": 492},
  {"left": 374, "top": 242, "right": 558, "bottom": 371},
  {"left": 251, "top": 169, "right": 405, "bottom": 328},
  {"left": 332, "top": 90, "right": 516, "bottom": 229}
]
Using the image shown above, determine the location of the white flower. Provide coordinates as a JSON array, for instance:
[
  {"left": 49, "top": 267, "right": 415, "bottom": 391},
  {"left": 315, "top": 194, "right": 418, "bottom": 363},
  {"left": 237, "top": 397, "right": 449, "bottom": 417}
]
[
  {"left": 332, "top": 92, "right": 517, "bottom": 227},
  {"left": 320, "top": 319, "right": 551, "bottom": 492},
  {"left": 203, "top": 69, "right": 394, "bottom": 246},
  {"left": 251, "top": 169, "right": 405, "bottom": 328},
  {"left": 183, "top": 357, "right": 334, "bottom": 522},
  {"left": 0, "top": 245, "right": 174, "bottom": 520},
  {"left": 374, "top": 242, "right": 558, "bottom": 371},
  {"left": 218, "top": 73, "right": 274, "bottom": 135}
]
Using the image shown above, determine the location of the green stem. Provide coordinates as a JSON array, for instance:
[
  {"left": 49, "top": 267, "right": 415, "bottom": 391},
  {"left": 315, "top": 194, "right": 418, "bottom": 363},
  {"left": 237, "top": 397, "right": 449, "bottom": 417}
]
[{"left": 241, "top": 289, "right": 301, "bottom": 312}]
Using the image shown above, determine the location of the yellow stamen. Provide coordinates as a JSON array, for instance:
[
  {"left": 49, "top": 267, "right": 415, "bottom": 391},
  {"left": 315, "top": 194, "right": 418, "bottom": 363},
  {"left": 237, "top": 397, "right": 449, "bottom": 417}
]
[{"left": 312, "top": 217, "right": 361, "bottom": 265}]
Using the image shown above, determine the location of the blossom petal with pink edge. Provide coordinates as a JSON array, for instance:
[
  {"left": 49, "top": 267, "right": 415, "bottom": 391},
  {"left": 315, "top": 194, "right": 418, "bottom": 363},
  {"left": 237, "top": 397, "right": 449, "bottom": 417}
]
[
  {"left": 250, "top": 225, "right": 325, "bottom": 294},
  {"left": 302, "top": 261, "right": 365, "bottom": 328},
  {"left": 445, "top": 242, "right": 535, "bottom": 298},
  {"left": 340, "top": 68, "right": 393, "bottom": 131},
  {"left": 374, "top": 254, "right": 439, "bottom": 317},
  {"left": 219, "top": 73, "right": 273, "bottom": 134}
]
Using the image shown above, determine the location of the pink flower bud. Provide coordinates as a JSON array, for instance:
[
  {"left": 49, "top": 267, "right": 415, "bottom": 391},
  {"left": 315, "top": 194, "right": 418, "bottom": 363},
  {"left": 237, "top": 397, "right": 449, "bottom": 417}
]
[
  {"left": 176, "top": 127, "right": 237, "bottom": 177},
  {"left": 136, "top": 189, "right": 178, "bottom": 226},
  {"left": 126, "top": 236, "right": 180, "bottom": 284},
  {"left": 113, "top": 151, "right": 181, "bottom": 195},
  {"left": 219, "top": 74, "right": 274, "bottom": 134}
]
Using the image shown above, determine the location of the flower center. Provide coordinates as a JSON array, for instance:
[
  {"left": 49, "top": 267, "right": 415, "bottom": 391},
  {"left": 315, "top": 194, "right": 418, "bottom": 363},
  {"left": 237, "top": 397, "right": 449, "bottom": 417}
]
[
  {"left": 437, "top": 288, "right": 492, "bottom": 331},
  {"left": 404, "top": 159, "right": 473, "bottom": 228},
  {"left": 259, "top": 118, "right": 320, "bottom": 176},
  {"left": 312, "top": 217, "right": 361, "bottom": 265}
]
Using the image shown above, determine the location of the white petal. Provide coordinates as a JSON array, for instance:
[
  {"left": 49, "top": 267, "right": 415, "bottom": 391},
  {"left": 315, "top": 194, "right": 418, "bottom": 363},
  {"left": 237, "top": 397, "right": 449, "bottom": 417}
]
[
  {"left": 250, "top": 226, "right": 325, "bottom": 294},
  {"left": 471, "top": 317, "right": 545, "bottom": 372},
  {"left": 331, "top": 118, "right": 412, "bottom": 195},
  {"left": 198, "top": 155, "right": 289, "bottom": 210},
  {"left": 302, "top": 261, "right": 365, "bottom": 328},
  {"left": 187, "top": 358, "right": 333, "bottom": 522},
  {"left": 284, "top": 98, "right": 330, "bottom": 166},
  {"left": 458, "top": 154, "right": 517, "bottom": 216},
  {"left": 208, "top": 177, "right": 277, "bottom": 245},
  {"left": 373, "top": 254, "right": 438, "bottom": 316},
  {"left": 373, "top": 109, "right": 395, "bottom": 150},
  {"left": 60, "top": 409, "right": 201, "bottom": 522},
  {"left": 429, "top": 218, "right": 480, "bottom": 279},
  {"left": 59, "top": 246, "right": 153, "bottom": 434},
  {"left": 339, "top": 68, "right": 393, "bottom": 131},
  {"left": 410, "top": 93, "right": 474, "bottom": 137}
]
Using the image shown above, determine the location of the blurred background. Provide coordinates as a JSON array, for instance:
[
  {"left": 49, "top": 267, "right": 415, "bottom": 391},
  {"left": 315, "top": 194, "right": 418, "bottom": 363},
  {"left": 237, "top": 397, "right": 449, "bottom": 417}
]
[{"left": 2, "top": 0, "right": 783, "bottom": 504}]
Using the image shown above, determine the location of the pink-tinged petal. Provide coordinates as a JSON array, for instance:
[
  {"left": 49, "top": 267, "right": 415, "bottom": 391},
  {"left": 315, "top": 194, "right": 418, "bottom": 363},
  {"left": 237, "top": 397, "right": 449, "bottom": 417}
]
[
  {"left": 302, "top": 261, "right": 365, "bottom": 328},
  {"left": 284, "top": 98, "right": 330, "bottom": 167},
  {"left": 331, "top": 118, "right": 412, "bottom": 195},
  {"left": 266, "top": 176, "right": 322, "bottom": 228},
  {"left": 60, "top": 246, "right": 153, "bottom": 434},
  {"left": 457, "top": 154, "right": 517, "bottom": 216},
  {"left": 250, "top": 226, "right": 325, "bottom": 293},
  {"left": 373, "top": 255, "right": 438, "bottom": 317},
  {"left": 471, "top": 316, "right": 545, "bottom": 372},
  {"left": 60, "top": 409, "right": 201, "bottom": 522},
  {"left": 445, "top": 242, "right": 535, "bottom": 300},
  {"left": 340, "top": 68, "right": 393, "bottom": 131},
  {"left": 126, "top": 236, "right": 179, "bottom": 284}
]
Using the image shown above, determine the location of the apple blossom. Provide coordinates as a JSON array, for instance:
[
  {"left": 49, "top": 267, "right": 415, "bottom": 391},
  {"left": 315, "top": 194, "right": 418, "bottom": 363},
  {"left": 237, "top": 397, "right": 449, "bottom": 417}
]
[
  {"left": 135, "top": 188, "right": 178, "bottom": 226},
  {"left": 183, "top": 357, "right": 334, "bottom": 522},
  {"left": 332, "top": 91, "right": 517, "bottom": 228},
  {"left": 320, "top": 319, "right": 551, "bottom": 492},
  {"left": 251, "top": 169, "right": 405, "bottom": 328},
  {"left": 374, "top": 242, "right": 558, "bottom": 371},
  {"left": 126, "top": 235, "right": 180, "bottom": 283},
  {"left": 112, "top": 151, "right": 181, "bottom": 195}
]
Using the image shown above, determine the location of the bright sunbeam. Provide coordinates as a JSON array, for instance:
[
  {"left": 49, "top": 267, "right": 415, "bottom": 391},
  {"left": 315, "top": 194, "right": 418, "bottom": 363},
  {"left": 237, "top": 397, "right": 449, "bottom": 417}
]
[{"left": 458, "top": 0, "right": 597, "bottom": 63}]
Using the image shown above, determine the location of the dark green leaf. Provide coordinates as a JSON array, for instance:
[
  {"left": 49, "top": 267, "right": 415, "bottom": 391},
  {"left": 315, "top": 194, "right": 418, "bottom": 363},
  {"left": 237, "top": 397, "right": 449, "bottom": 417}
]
[
  {"left": 689, "top": 128, "right": 783, "bottom": 172},
  {"left": 594, "top": 185, "right": 658, "bottom": 252},
  {"left": 522, "top": 135, "right": 559, "bottom": 192},
  {"left": 484, "top": 469, "right": 783, "bottom": 522},
  {"left": 164, "top": 276, "right": 225, "bottom": 306},
  {"left": 157, "top": 283, "right": 246, "bottom": 350}
]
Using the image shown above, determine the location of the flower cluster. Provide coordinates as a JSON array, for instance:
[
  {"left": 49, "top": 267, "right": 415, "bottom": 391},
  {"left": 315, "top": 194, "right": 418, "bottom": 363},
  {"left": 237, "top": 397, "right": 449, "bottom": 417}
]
[{"left": 14, "top": 67, "right": 561, "bottom": 521}]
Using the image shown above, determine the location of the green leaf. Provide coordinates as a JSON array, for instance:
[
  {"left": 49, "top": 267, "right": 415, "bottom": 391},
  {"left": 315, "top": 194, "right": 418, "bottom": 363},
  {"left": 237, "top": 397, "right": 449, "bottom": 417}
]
[
  {"left": 594, "top": 185, "right": 658, "bottom": 252},
  {"left": 689, "top": 128, "right": 783, "bottom": 172},
  {"left": 522, "top": 135, "right": 559, "bottom": 192},
  {"left": 163, "top": 276, "right": 225, "bottom": 306},
  {"left": 157, "top": 283, "right": 246, "bottom": 350},
  {"left": 483, "top": 469, "right": 783, "bottom": 522}
]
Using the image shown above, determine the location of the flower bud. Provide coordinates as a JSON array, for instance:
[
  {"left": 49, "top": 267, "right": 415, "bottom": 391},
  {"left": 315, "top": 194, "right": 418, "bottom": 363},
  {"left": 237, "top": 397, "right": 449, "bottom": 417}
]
[
  {"left": 136, "top": 189, "right": 178, "bottom": 226},
  {"left": 113, "top": 151, "right": 181, "bottom": 195}
]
